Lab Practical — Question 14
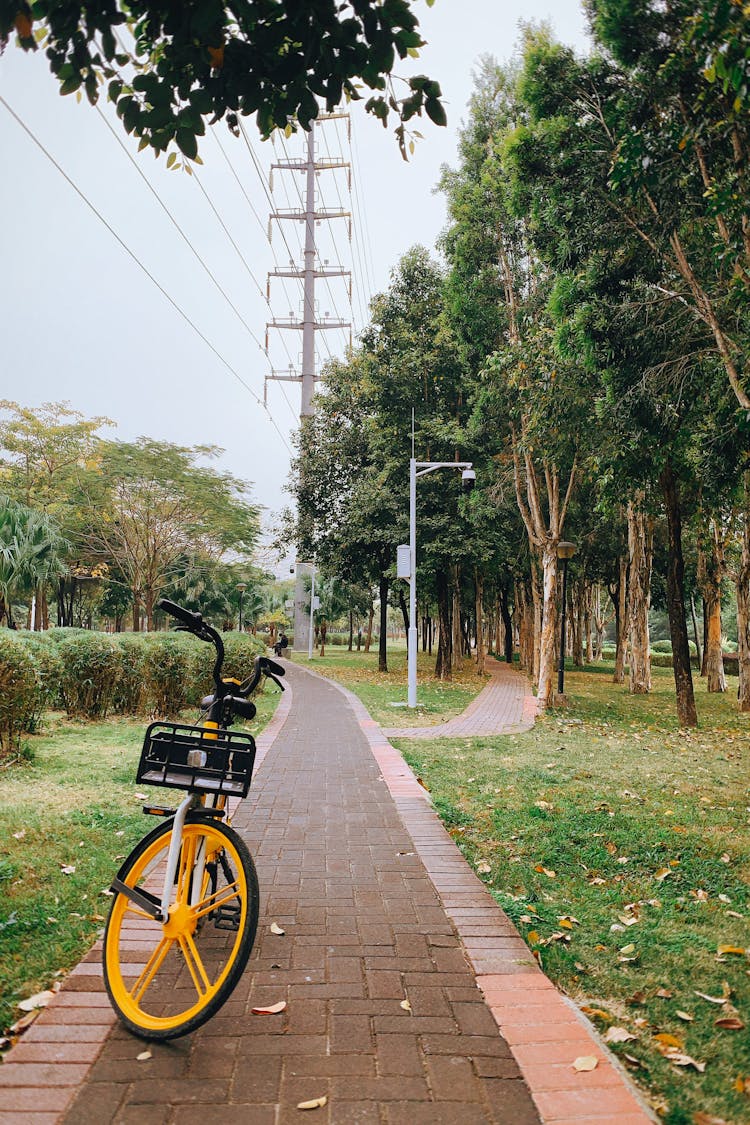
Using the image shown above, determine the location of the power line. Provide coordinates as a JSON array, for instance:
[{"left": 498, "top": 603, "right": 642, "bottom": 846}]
[{"left": 0, "top": 95, "right": 294, "bottom": 456}]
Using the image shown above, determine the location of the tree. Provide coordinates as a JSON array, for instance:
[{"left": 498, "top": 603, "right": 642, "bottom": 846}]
[
  {"left": 0, "top": 494, "right": 68, "bottom": 626},
  {"left": 77, "top": 439, "right": 260, "bottom": 629},
  {"left": 3, "top": 0, "right": 446, "bottom": 160}
]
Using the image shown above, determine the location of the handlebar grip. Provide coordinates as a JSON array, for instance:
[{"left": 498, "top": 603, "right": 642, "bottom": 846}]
[
  {"left": 157, "top": 599, "right": 202, "bottom": 629},
  {"left": 263, "top": 658, "right": 285, "bottom": 678}
]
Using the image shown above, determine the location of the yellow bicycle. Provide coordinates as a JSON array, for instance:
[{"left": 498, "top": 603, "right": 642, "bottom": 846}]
[{"left": 102, "top": 599, "right": 285, "bottom": 1040}]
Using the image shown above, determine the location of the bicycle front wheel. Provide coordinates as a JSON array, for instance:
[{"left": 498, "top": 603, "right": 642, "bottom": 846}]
[{"left": 103, "top": 815, "right": 259, "bottom": 1040}]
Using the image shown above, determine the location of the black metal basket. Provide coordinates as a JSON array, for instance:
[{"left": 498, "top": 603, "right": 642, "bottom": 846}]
[{"left": 137, "top": 723, "right": 257, "bottom": 797}]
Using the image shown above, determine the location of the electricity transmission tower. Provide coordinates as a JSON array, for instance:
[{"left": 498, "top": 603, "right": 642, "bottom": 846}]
[{"left": 264, "top": 116, "right": 352, "bottom": 653}]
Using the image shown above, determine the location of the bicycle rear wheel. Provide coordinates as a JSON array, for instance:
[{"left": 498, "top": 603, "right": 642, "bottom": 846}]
[{"left": 103, "top": 815, "right": 258, "bottom": 1040}]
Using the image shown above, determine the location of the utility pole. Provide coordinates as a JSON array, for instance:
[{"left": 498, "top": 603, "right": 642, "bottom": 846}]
[{"left": 264, "top": 116, "right": 352, "bottom": 654}]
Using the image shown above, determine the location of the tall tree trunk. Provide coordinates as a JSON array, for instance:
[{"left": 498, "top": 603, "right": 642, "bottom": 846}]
[
  {"left": 378, "top": 576, "right": 388, "bottom": 673},
  {"left": 736, "top": 502, "right": 750, "bottom": 711},
  {"left": 530, "top": 552, "right": 543, "bottom": 686},
  {"left": 132, "top": 590, "right": 141, "bottom": 633},
  {"left": 348, "top": 610, "right": 353, "bottom": 652},
  {"left": 451, "top": 567, "right": 462, "bottom": 671},
  {"left": 690, "top": 595, "right": 702, "bottom": 672},
  {"left": 475, "top": 569, "right": 485, "bottom": 675},
  {"left": 537, "top": 546, "right": 559, "bottom": 709},
  {"left": 435, "top": 570, "right": 452, "bottom": 680},
  {"left": 571, "top": 581, "right": 584, "bottom": 667},
  {"left": 697, "top": 524, "right": 727, "bottom": 693},
  {"left": 627, "top": 496, "right": 652, "bottom": 694},
  {"left": 365, "top": 604, "right": 374, "bottom": 653},
  {"left": 610, "top": 556, "right": 628, "bottom": 684},
  {"left": 584, "top": 583, "right": 594, "bottom": 663},
  {"left": 500, "top": 587, "right": 513, "bottom": 664},
  {"left": 660, "top": 463, "right": 697, "bottom": 727},
  {"left": 515, "top": 580, "right": 533, "bottom": 672},
  {"left": 398, "top": 587, "right": 409, "bottom": 634}
]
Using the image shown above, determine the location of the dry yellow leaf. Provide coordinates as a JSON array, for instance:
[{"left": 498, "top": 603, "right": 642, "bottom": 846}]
[
  {"left": 656, "top": 988, "right": 673, "bottom": 999},
  {"left": 17, "top": 990, "right": 55, "bottom": 1013},
  {"left": 654, "top": 867, "right": 671, "bottom": 882},
  {"left": 665, "top": 1050, "right": 706, "bottom": 1072},
  {"left": 136, "top": 1050, "right": 152, "bottom": 1061},
  {"left": 252, "top": 1001, "right": 287, "bottom": 1015},
  {"left": 297, "top": 1096, "right": 328, "bottom": 1110},
  {"left": 572, "top": 1055, "right": 599, "bottom": 1071},
  {"left": 581, "top": 1006, "right": 614, "bottom": 1022},
  {"left": 619, "top": 943, "right": 636, "bottom": 956},
  {"left": 603, "top": 1026, "right": 637, "bottom": 1044},
  {"left": 654, "top": 1032, "right": 683, "bottom": 1050},
  {"left": 717, "top": 945, "right": 745, "bottom": 956},
  {"left": 675, "top": 1011, "right": 694, "bottom": 1022}
]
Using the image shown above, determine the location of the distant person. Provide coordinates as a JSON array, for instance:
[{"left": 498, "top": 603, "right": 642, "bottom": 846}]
[{"left": 274, "top": 632, "right": 289, "bottom": 656}]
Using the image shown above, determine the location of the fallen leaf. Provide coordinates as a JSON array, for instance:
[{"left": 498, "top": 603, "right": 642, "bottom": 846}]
[
  {"left": 617, "top": 856, "right": 630, "bottom": 864},
  {"left": 694, "top": 990, "right": 727, "bottom": 1005},
  {"left": 624, "top": 1053, "right": 644, "bottom": 1069},
  {"left": 720, "top": 853, "right": 731, "bottom": 863},
  {"left": 626, "top": 990, "right": 647, "bottom": 1006},
  {"left": 60, "top": 865, "right": 76, "bottom": 876},
  {"left": 535, "top": 800, "right": 554, "bottom": 810},
  {"left": 11, "top": 830, "right": 25, "bottom": 840},
  {"left": 476, "top": 861, "right": 491, "bottom": 875},
  {"left": 534, "top": 864, "right": 556, "bottom": 878},
  {"left": 718, "top": 893, "right": 731, "bottom": 904},
  {"left": 603, "top": 1026, "right": 637, "bottom": 1044},
  {"left": 654, "top": 867, "right": 671, "bottom": 882},
  {"left": 618, "top": 915, "right": 639, "bottom": 927},
  {"left": 572, "top": 1055, "right": 599, "bottom": 1071},
  {"left": 297, "top": 1096, "right": 327, "bottom": 1110},
  {"left": 400, "top": 999, "right": 412, "bottom": 1012},
  {"left": 252, "top": 1001, "right": 287, "bottom": 1015},
  {"left": 656, "top": 988, "right": 673, "bottom": 999},
  {"left": 726, "top": 910, "right": 744, "bottom": 919},
  {"left": 136, "top": 1050, "right": 152, "bottom": 1061},
  {"left": 665, "top": 1051, "right": 706, "bottom": 1073},
  {"left": 733, "top": 1075, "right": 750, "bottom": 1096},
  {"left": 10, "top": 1010, "right": 40, "bottom": 1033},
  {"left": 581, "top": 1006, "right": 613, "bottom": 1021},
  {"left": 17, "top": 990, "right": 55, "bottom": 1013},
  {"left": 654, "top": 1033, "right": 683, "bottom": 1050},
  {"left": 714, "top": 1016, "right": 744, "bottom": 1030},
  {"left": 134, "top": 792, "right": 148, "bottom": 800},
  {"left": 416, "top": 776, "right": 430, "bottom": 791},
  {"left": 693, "top": 1114, "right": 729, "bottom": 1125},
  {"left": 270, "top": 922, "right": 285, "bottom": 936},
  {"left": 676, "top": 1011, "right": 694, "bottom": 1022},
  {"left": 717, "top": 944, "right": 745, "bottom": 956},
  {"left": 619, "top": 943, "right": 636, "bottom": 955}
]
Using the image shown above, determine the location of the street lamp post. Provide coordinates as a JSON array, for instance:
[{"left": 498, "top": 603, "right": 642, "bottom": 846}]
[
  {"left": 556, "top": 541, "right": 577, "bottom": 695},
  {"left": 407, "top": 458, "right": 475, "bottom": 708},
  {"left": 236, "top": 583, "right": 247, "bottom": 631}
]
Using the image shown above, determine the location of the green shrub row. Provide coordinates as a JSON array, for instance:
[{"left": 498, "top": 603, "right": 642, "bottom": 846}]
[{"left": 0, "top": 629, "right": 266, "bottom": 750}]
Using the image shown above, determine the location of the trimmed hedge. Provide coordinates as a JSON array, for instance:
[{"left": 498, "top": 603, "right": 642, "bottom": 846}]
[
  {"left": 0, "top": 632, "right": 38, "bottom": 750},
  {"left": 0, "top": 628, "right": 268, "bottom": 742}
]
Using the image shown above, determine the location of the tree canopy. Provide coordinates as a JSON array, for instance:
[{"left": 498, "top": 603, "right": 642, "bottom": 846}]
[{"left": 2, "top": 0, "right": 446, "bottom": 158}]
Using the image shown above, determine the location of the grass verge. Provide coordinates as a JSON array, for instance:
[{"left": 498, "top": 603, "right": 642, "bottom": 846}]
[
  {"left": 294, "top": 646, "right": 486, "bottom": 727},
  {"left": 0, "top": 686, "right": 280, "bottom": 1043},
  {"left": 387, "top": 663, "right": 750, "bottom": 1125}
]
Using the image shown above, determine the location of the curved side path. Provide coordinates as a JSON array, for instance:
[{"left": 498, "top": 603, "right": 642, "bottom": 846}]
[
  {"left": 0, "top": 664, "right": 656, "bottom": 1124},
  {"left": 383, "top": 657, "right": 538, "bottom": 740}
]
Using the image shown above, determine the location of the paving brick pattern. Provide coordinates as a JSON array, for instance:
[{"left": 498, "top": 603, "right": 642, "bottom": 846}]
[{"left": 383, "top": 657, "right": 537, "bottom": 740}]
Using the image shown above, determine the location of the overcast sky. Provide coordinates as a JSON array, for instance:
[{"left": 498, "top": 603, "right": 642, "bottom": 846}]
[{"left": 0, "top": 1, "right": 589, "bottom": 563}]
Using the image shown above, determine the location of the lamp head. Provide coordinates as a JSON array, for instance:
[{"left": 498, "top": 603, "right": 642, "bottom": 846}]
[
  {"left": 556, "top": 541, "right": 577, "bottom": 561},
  {"left": 461, "top": 467, "right": 476, "bottom": 492}
]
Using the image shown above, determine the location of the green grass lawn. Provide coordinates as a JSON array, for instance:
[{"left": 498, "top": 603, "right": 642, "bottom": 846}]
[
  {"left": 0, "top": 687, "right": 280, "bottom": 1043},
  {"left": 385, "top": 663, "right": 750, "bottom": 1125},
  {"left": 296, "top": 645, "right": 486, "bottom": 726}
]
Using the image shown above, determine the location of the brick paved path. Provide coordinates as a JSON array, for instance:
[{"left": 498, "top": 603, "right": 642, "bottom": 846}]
[
  {"left": 0, "top": 663, "right": 656, "bottom": 1125},
  {"left": 383, "top": 657, "right": 537, "bottom": 740}
]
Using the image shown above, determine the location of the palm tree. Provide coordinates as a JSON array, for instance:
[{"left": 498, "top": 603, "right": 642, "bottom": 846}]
[{"left": 0, "top": 495, "right": 68, "bottom": 627}]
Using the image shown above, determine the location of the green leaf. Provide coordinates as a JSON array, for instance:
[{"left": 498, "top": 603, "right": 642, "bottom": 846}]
[
  {"left": 60, "top": 76, "right": 82, "bottom": 96},
  {"left": 175, "top": 129, "right": 198, "bottom": 160},
  {"left": 425, "top": 97, "right": 447, "bottom": 127}
]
